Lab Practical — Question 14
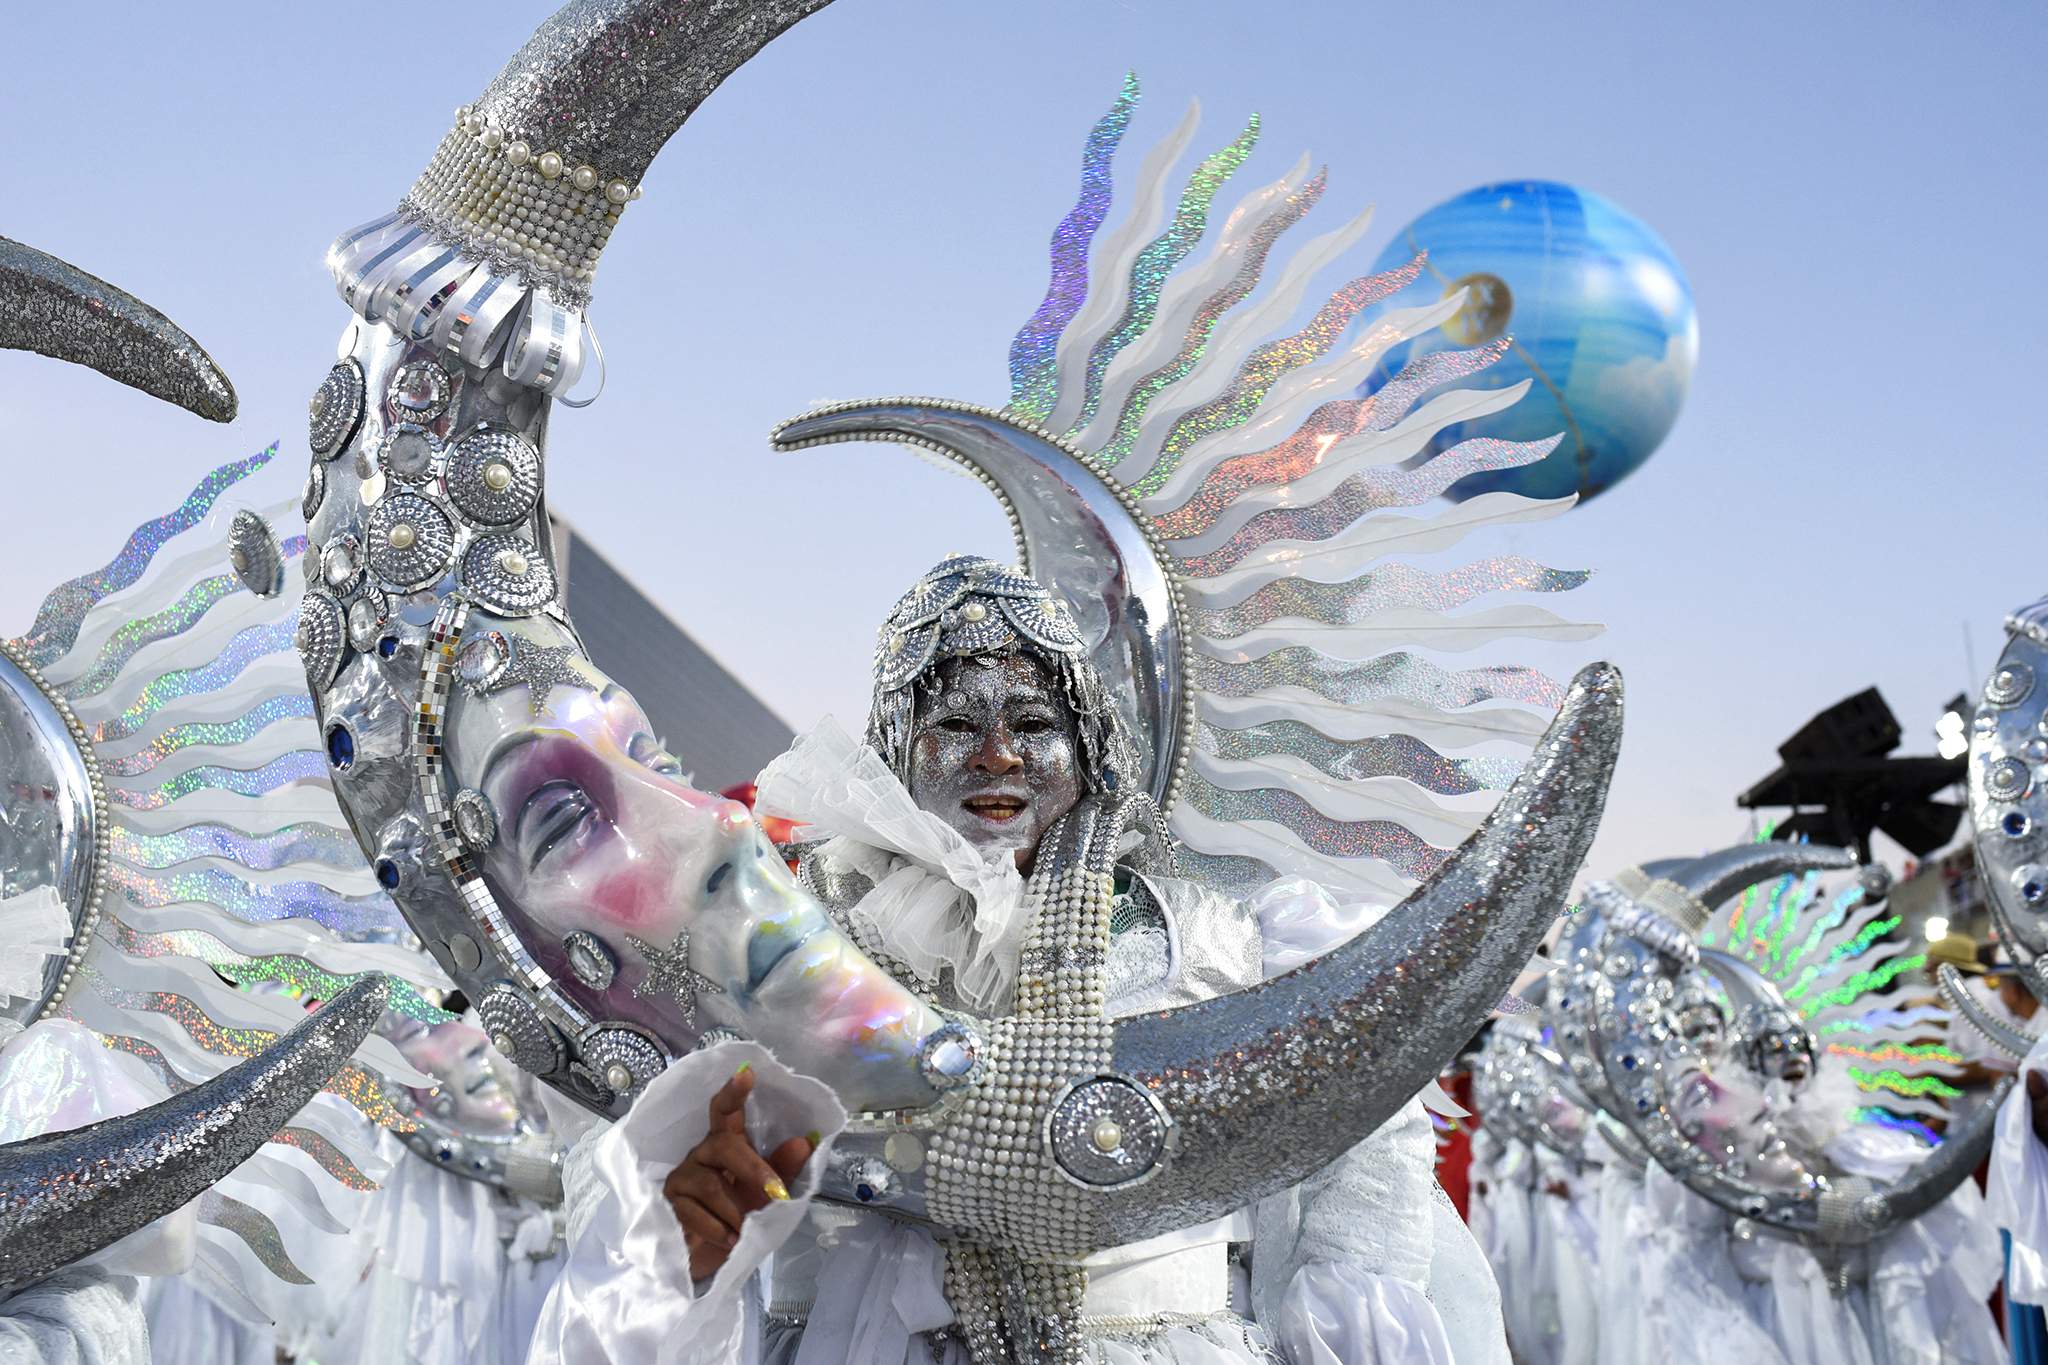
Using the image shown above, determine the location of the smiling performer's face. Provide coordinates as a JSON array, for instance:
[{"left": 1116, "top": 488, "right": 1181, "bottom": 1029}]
[
  {"left": 907, "top": 653, "right": 1083, "bottom": 874},
  {"left": 443, "top": 613, "right": 949, "bottom": 1111}
]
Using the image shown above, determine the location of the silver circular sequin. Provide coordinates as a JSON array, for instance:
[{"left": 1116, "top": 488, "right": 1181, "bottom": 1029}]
[
  {"left": 452, "top": 787, "right": 498, "bottom": 850},
  {"left": 295, "top": 592, "right": 346, "bottom": 687},
  {"left": 1986, "top": 757, "right": 2033, "bottom": 802},
  {"left": 1988, "top": 663, "right": 2036, "bottom": 708},
  {"left": 1044, "top": 1075, "right": 1174, "bottom": 1189},
  {"left": 460, "top": 533, "right": 557, "bottom": 615},
  {"left": 388, "top": 358, "right": 453, "bottom": 423},
  {"left": 446, "top": 428, "right": 542, "bottom": 527},
  {"left": 446, "top": 933, "right": 482, "bottom": 974},
  {"left": 367, "top": 492, "right": 456, "bottom": 591},
  {"left": 308, "top": 360, "right": 365, "bottom": 459},
  {"left": 320, "top": 533, "right": 364, "bottom": 595},
  {"left": 476, "top": 983, "right": 563, "bottom": 1075},
  {"left": 457, "top": 630, "right": 513, "bottom": 692},
  {"left": 302, "top": 461, "right": 327, "bottom": 521},
  {"left": 578, "top": 1024, "right": 666, "bottom": 1098},
  {"left": 227, "top": 511, "right": 283, "bottom": 598},
  {"left": 346, "top": 593, "right": 387, "bottom": 652},
  {"left": 378, "top": 422, "right": 443, "bottom": 484},
  {"left": 564, "top": 931, "right": 617, "bottom": 990}
]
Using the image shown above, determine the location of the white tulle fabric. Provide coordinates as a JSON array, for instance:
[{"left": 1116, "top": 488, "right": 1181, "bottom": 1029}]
[
  {"left": 535, "top": 727, "right": 1499, "bottom": 1363},
  {"left": 0, "top": 1019, "right": 199, "bottom": 1364},
  {"left": 272, "top": 1130, "right": 563, "bottom": 1365},
  {"left": 755, "top": 720, "right": 1028, "bottom": 1014},
  {"left": 1630, "top": 1125, "right": 2004, "bottom": 1365},
  {"left": 1989, "top": 1033, "right": 2048, "bottom": 1305},
  {"left": 137, "top": 1277, "right": 273, "bottom": 1365},
  {"left": 1590, "top": 1141, "right": 1647, "bottom": 1365}
]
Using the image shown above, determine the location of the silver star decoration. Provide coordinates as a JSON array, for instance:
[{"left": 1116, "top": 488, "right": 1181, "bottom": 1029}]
[
  {"left": 625, "top": 927, "right": 725, "bottom": 1029},
  {"left": 486, "top": 641, "right": 590, "bottom": 716}
]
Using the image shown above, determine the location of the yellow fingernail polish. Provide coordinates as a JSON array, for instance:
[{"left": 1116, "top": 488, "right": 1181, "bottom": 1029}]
[
  {"left": 764, "top": 1176, "right": 790, "bottom": 1202},
  {"left": 804, "top": 1130, "right": 822, "bottom": 1147},
  {"left": 735, "top": 1061, "right": 752, "bottom": 1077}
]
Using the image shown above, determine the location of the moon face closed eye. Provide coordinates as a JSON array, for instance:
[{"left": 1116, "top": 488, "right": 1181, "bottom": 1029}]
[{"left": 771, "top": 397, "right": 1190, "bottom": 810}]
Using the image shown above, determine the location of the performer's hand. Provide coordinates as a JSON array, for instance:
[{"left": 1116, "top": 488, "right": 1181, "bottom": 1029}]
[
  {"left": 663, "top": 1064, "right": 817, "bottom": 1282},
  {"left": 2027, "top": 1069, "right": 2048, "bottom": 1147}
]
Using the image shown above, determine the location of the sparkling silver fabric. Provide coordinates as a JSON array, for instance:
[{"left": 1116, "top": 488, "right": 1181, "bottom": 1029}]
[
  {"left": 0, "top": 236, "right": 235, "bottom": 423},
  {"left": 0, "top": 974, "right": 389, "bottom": 1292},
  {"left": 1092, "top": 662, "right": 1619, "bottom": 1246}
]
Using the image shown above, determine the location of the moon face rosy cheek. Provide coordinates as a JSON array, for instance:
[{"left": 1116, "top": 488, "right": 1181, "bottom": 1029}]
[{"left": 589, "top": 861, "right": 672, "bottom": 932}]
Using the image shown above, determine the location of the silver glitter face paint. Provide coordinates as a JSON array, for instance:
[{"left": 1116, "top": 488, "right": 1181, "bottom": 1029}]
[
  {"left": 0, "top": 236, "right": 236, "bottom": 422},
  {"left": 0, "top": 973, "right": 389, "bottom": 1292},
  {"left": 907, "top": 654, "right": 1083, "bottom": 874}
]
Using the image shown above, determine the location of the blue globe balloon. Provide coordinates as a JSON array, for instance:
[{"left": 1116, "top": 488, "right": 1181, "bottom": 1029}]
[{"left": 1369, "top": 180, "right": 1697, "bottom": 504}]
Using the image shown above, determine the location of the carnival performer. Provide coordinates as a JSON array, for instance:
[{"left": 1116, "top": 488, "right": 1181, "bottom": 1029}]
[
  {"left": 297, "top": 3, "right": 1626, "bottom": 1362},
  {"left": 594, "top": 556, "right": 1501, "bottom": 1363},
  {"left": 1544, "top": 848, "right": 2006, "bottom": 1365},
  {"left": 1946, "top": 592, "right": 2048, "bottom": 1365},
  {"left": 0, "top": 236, "right": 401, "bottom": 1365}
]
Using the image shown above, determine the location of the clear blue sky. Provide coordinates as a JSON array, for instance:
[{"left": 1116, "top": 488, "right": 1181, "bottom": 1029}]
[{"left": 3, "top": 0, "right": 2043, "bottom": 881}]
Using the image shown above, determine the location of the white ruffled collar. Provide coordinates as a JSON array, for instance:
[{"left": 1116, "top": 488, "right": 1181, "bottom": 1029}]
[{"left": 755, "top": 720, "right": 1029, "bottom": 1014}]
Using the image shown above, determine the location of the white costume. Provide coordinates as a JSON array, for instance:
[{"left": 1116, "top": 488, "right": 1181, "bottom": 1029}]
[{"left": 530, "top": 722, "right": 1507, "bottom": 1364}]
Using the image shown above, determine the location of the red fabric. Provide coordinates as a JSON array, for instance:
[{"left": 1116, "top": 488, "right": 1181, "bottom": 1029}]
[{"left": 1436, "top": 1070, "right": 1474, "bottom": 1221}]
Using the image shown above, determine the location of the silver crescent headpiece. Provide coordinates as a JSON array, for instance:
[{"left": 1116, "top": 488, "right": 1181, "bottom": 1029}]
[{"left": 867, "top": 555, "right": 1141, "bottom": 796}]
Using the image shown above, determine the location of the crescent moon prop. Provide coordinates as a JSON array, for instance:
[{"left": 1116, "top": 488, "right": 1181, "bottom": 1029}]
[
  {"left": 1552, "top": 844, "right": 1993, "bottom": 1250},
  {"left": 0, "top": 235, "right": 236, "bottom": 423},
  {"left": 0, "top": 973, "right": 389, "bottom": 1293}
]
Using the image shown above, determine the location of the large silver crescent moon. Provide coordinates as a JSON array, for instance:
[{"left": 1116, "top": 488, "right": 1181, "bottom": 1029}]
[
  {"left": 0, "top": 236, "right": 237, "bottom": 423},
  {"left": 772, "top": 398, "right": 1191, "bottom": 809},
  {"left": 0, "top": 973, "right": 388, "bottom": 1291}
]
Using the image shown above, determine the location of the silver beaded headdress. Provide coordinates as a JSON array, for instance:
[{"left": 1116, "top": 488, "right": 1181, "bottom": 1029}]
[
  {"left": 1544, "top": 842, "right": 2002, "bottom": 1267},
  {"left": 867, "top": 555, "right": 1142, "bottom": 797}
]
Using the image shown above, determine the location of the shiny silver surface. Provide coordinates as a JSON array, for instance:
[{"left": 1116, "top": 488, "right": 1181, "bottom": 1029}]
[
  {"left": 0, "top": 974, "right": 389, "bottom": 1292},
  {"left": 1090, "top": 661, "right": 1620, "bottom": 1244},
  {"left": 1970, "top": 602, "right": 2048, "bottom": 978},
  {"left": 0, "top": 235, "right": 236, "bottom": 422},
  {"left": 0, "top": 642, "right": 100, "bottom": 1027},
  {"left": 772, "top": 399, "right": 1190, "bottom": 810}
]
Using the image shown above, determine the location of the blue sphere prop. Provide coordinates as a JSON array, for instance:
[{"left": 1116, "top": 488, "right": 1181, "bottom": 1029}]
[{"left": 1369, "top": 180, "right": 1697, "bottom": 505}]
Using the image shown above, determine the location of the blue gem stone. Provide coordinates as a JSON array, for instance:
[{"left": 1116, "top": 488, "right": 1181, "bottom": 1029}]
[
  {"left": 375, "top": 859, "right": 401, "bottom": 890},
  {"left": 378, "top": 635, "right": 398, "bottom": 658},
  {"left": 2026, "top": 881, "right": 2045, "bottom": 904},
  {"left": 855, "top": 1183, "right": 875, "bottom": 1202},
  {"left": 326, "top": 723, "right": 355, "bottom": 769},
  {"left": 1101, "top": 768, "right": 1119, "bottom": 790},
  {"left": 2006, "top": 811, "right": 2031, "bottom": 838},
  {"left": 1621, "top": 1055, "right": 1637, "bottom": 1070}
]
